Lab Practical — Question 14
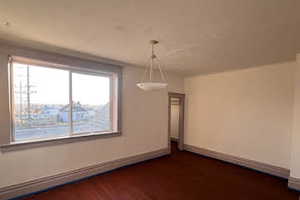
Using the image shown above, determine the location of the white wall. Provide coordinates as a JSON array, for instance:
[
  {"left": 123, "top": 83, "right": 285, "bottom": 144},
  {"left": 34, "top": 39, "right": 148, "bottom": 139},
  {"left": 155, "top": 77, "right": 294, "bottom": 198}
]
[
  {"left": 290, "top": 54, "right": 300, "bottom": 178},
  {"left": 170, "top": 103, "right": 179, "bottom": 139},
  {"left": 184, "top": 62, "right": 296, "bottom": 169},
  {"left": 0, "top": 52, "right": 184, "bottom": 188}
]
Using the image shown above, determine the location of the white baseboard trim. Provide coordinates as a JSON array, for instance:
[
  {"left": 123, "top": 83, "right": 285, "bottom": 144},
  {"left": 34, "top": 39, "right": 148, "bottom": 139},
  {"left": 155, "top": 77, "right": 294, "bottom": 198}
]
[
  {"left": 184, "top": 144, "right": 290, "bottom": 179},
  {"left": 0, "top": 148, "right": 169, "bottom": 200},
  {"left": 288, "top": 177, "right": 300, "bottom": 191}
]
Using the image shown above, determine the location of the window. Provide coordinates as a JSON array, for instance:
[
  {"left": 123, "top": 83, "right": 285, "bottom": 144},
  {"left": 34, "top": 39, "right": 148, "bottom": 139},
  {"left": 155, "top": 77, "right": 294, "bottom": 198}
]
[{"left": 10, "top": 58, "right": 120, "bottom": 143}]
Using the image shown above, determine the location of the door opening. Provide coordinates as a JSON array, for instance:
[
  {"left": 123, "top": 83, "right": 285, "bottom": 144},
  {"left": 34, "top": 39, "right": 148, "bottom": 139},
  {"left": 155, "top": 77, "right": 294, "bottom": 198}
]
[{"left": 168, "top": 92, "right": 185, "bottom": 152}]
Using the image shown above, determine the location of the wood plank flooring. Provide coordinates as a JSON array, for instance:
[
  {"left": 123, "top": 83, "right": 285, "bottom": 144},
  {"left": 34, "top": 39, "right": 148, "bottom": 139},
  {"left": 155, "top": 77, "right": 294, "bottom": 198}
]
[{"left": 18, "top": 142, "right": 299, "bottom": 200}]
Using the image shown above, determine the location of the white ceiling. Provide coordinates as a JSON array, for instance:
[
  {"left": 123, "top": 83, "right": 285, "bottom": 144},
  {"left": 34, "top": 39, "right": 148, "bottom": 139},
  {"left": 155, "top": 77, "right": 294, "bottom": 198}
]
[{"left": 0, "top": 0, "right": 299, "bottom": 76}]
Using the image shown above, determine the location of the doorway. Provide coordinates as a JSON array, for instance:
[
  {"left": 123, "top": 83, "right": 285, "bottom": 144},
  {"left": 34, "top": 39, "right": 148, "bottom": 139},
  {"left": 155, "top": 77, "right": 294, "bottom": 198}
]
[{"left": 168, "top": 92, "right": 185, "bottom": 152}]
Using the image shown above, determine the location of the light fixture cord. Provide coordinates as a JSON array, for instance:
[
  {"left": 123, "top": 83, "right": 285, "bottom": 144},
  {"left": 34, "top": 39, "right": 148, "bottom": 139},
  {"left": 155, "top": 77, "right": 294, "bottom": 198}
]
[
  {"left": 140, "top": 41, "right": 167, "bottom": 83},
  {"left": 149, "top": 43, "right": 154, "bottom": 81},
  {"left": 156, "top": 57, "right": 167, "bottom": 82}
]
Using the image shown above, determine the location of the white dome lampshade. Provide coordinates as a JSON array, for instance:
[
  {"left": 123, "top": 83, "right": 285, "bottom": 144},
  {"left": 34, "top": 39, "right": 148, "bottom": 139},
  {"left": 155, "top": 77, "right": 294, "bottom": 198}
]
[
  {"left": 137, "top": 82, "right": 168, "bottom": 91},
  {"left": 137, "top": 40, "right": 168, "bottom": 91}
]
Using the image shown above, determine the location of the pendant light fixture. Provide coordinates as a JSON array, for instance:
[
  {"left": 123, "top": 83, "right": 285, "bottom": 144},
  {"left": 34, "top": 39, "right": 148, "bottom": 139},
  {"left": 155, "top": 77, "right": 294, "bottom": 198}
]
[{"left": 137, "top": 40, "right": 168, "bottom": 91}]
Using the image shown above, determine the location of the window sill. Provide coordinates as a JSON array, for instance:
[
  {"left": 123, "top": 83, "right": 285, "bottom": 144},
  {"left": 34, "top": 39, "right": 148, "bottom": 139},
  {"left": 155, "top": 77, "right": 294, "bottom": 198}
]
[{"left": 0, "top": 131, "right": 121, "bottom": 152}]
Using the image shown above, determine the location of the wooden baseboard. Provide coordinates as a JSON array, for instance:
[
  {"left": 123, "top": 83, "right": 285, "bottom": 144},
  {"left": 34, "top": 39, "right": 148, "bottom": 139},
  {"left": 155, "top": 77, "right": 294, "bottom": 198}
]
[
  {"left": 0, "top": 148, "right": 169, "bottom": 200},
  {"left": 288, "top": 177, "right": 300, "bottom": 191},
  {"left": 184, "top": 144, "right": 290, "bottom": 179}
]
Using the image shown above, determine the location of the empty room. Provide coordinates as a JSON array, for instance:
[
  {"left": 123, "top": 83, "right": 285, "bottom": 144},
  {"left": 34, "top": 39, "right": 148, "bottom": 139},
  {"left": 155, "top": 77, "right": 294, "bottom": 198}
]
[{"left": 0, "top": 0, "right": 300, "bottom": 199}]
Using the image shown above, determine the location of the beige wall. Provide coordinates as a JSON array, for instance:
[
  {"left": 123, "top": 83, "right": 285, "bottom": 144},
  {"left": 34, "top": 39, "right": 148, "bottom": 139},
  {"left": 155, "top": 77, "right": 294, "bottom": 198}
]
[
  {"left": 290, "top": 54, "right": 300, "bottom": 178},
  {"left": 0, "top": 52, "right": 184, "bottom": 188},
  {"left": 184, "top": 62, "right": 296, "bottom": 169}
]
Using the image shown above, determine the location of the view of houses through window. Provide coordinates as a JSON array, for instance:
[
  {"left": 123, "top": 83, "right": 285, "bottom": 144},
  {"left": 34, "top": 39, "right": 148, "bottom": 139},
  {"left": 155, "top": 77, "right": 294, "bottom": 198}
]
[{"left": 12, "top": 62, "right": 111, "bottom": 142}]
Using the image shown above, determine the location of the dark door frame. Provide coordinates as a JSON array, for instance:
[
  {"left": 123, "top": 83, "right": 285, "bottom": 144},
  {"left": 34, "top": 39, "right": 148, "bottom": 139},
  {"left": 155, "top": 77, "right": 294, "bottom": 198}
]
[{"left": 168, "top": 92, "right": 185, "bottom": 151}]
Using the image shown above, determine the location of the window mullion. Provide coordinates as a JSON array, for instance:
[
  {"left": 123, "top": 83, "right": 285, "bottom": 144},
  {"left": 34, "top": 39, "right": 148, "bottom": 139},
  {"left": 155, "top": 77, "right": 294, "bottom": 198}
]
[
  {"left": 109, "top": 76, "right": 114, "bottom": 131},
  {"left": 69, "top": 71, "right": 73, "bottom": 135},
  {"left": 9, "top": 57, "right": 16, "bottom": 143}
]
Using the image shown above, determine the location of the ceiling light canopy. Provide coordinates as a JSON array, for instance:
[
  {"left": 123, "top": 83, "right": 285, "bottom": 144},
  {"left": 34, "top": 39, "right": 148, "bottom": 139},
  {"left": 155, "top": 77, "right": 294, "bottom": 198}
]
[{"left": 137, "top": 40, "right": 167, "bottom": 91}]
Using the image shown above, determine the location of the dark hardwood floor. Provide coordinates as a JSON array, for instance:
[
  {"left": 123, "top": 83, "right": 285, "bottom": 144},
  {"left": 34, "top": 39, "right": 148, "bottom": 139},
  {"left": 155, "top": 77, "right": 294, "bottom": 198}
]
[{"left": 19, "top": 142, "right": 299, "bottom": 200}]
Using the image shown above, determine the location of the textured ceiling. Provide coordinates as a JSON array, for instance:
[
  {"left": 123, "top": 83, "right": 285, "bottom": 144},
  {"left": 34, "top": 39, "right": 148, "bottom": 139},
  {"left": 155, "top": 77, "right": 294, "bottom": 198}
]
[{"left": 0, "top": 0, "right": 299, "bottom": 76}]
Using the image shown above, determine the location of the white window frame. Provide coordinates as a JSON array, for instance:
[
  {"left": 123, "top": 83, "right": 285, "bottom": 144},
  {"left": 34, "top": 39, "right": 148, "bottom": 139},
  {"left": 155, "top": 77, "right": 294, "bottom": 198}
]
[{"left": 6, "top": 56, "right": 121, "bottom": 148}]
